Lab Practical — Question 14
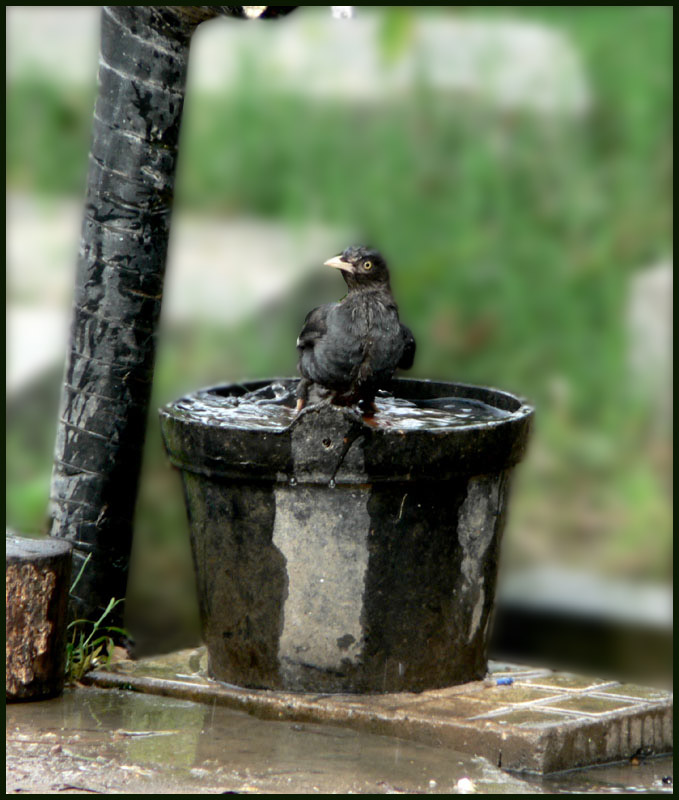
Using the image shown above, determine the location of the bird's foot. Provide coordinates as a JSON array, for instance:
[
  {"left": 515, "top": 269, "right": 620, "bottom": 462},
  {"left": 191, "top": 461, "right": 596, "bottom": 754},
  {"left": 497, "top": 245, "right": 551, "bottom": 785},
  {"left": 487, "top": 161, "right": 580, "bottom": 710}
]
[
  {"left": 359, "top": 399, "right": 380, "bottom": 427},
  {"left": 296, "top": 393, "right": 335, "bottom": 415},
  {"left": 359, "top": 398, "right": 378, "bottom": 415}
]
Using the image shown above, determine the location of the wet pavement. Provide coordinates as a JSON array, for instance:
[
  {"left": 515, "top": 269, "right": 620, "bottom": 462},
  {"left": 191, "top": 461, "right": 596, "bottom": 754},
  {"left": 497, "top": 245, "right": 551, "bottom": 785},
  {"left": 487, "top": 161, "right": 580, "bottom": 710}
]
[
  {"left": 6, "top": 686, "right": 673, "bottom": 794},
  {"left": 6, "top": 646, "right": 673, "bottom": 794},
  {"left": 78, "top": 648, "right": 672, "bottom": 775}
]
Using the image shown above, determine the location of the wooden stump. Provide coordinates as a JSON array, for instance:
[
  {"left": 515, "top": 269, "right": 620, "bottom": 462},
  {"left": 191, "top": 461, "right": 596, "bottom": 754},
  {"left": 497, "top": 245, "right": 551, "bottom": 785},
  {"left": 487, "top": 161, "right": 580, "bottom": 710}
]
[{"left": 6, "top": 532, "right": 73, "bottom": 701}]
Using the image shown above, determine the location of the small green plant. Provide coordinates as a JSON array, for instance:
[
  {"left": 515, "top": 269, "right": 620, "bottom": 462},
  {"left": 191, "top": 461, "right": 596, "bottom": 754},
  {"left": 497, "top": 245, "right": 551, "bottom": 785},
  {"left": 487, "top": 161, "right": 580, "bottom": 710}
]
[{"left": 65, "top": 554, "right": 128, "bottom": 683}]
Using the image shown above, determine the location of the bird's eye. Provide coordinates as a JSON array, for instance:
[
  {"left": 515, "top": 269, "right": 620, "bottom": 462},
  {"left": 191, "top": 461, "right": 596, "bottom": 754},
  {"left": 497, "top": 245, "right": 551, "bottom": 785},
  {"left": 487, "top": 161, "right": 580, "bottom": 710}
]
[{"left": 363, "top": 261, "right": 373, "bottom": 271}]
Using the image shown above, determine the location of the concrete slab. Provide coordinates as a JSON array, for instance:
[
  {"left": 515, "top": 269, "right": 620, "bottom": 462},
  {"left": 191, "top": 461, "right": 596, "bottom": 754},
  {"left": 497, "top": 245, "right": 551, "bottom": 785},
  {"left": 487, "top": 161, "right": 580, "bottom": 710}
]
[{"left": 83, "top": 647, "right": 672, "bottom": 775}]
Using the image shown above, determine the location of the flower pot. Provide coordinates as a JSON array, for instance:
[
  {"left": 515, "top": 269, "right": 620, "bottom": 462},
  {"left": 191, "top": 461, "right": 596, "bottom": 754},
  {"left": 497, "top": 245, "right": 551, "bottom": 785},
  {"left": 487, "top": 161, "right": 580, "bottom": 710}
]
[{"left": 159, "top": 378, "right": 533, "bottom": 693}]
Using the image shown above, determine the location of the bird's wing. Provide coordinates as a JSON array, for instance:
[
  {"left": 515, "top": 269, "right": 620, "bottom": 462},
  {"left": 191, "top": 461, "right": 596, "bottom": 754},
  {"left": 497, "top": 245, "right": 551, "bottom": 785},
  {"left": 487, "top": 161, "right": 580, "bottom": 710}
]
[
  {"left": 296, "top": 304, "right": 333, "bottom": 350},
  {"left": 398, "top": 324, "right": 416, "bottom": 370}
]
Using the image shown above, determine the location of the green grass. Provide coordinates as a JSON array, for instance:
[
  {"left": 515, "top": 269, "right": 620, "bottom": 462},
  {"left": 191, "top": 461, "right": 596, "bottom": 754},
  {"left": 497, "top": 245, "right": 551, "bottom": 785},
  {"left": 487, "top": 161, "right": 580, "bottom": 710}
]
[{"left": 65, "top": 555, "right": 128, "bottom": 682}]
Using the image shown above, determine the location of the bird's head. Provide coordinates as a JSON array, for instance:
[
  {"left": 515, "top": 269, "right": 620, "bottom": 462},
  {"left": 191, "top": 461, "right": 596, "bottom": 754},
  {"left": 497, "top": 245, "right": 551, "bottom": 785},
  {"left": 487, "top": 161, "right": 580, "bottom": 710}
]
[{"left": 324, "top": 246, "right": 390, "bottom": 291}]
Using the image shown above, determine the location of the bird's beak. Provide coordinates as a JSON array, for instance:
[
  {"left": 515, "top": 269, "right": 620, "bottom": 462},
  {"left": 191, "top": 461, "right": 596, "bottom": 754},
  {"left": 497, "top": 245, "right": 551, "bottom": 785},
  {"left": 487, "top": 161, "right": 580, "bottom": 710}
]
[{"left": 324, "top": 255, "right": 355, "bottom": 274}]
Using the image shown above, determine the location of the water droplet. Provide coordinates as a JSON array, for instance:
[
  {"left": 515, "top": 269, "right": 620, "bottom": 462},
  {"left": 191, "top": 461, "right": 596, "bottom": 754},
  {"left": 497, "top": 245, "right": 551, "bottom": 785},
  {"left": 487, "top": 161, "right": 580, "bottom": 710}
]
[
  {"left": 289, "top": 477, "right": 297, "bottom": 486},
  {"left": 328, "top": 478, "right": 336, "bottom": 489},
  {"left": 456, "top": 777, "right": 476, "bottom": 793}
]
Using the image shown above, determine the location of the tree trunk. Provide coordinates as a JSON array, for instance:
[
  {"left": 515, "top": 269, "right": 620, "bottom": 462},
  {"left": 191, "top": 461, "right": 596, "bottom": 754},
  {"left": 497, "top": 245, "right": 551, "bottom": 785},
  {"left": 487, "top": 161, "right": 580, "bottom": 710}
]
[
  {"left": 6, "top": 533, "right": 73, "bottom": 701},
  {"left": 49, "top": 6, "right": 298, "bottom": 628}
]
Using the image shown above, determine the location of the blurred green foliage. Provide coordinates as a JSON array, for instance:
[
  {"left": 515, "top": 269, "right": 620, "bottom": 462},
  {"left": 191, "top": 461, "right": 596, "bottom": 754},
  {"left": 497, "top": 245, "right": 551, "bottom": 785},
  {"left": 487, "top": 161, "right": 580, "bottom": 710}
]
[
  {"left": 6, "top": 74, "right": 92, "bottom": 197},
  {"left": 6, "top": 5, "right": 672, "bottom": 613},
  {"left": 172, "top": 6, "right": 670, "bottom": 429}
]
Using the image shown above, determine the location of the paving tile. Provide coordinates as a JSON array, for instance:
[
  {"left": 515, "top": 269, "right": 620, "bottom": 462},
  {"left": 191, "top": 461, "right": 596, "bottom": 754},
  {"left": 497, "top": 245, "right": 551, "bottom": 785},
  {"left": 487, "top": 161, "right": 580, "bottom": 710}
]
[
  {"left": 518, "top": 673, "right": 614, "bottom": 692},
  {"left": 466, "top": 684, "right": 566, "bottom": 706},
  {"left": 487, "top": 661, "right": 550, "bottom": 680},
  {"left": 411, "top": 679, "right": 488, "bottom": 700},
  {"left": 473, "top": 708, "right": 577, "bottom": 729},
  {"left": 404, "top": 697, "right": 508, "bottom": 720},
  {"left": 541, "top": 694, "right": 640, "bottom": 716},
  {"left": 593, "top": 684, "right": 672, "bottom": 702},
  {"left": 326, "top": 692, "right": 431, "bottom": 712}
]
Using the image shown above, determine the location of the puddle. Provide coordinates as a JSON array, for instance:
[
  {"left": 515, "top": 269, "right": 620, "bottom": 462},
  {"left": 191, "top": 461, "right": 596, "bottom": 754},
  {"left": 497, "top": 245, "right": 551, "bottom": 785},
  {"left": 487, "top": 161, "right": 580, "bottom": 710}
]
[
  {"left": 6, "top": 688, "right": 672, "bottom": 794},
  {"left": 171, "top": 381, "right": 513, "bottom": 433},
  {"left": 542, "top": 760, "right": 674, "bottom": 795}
]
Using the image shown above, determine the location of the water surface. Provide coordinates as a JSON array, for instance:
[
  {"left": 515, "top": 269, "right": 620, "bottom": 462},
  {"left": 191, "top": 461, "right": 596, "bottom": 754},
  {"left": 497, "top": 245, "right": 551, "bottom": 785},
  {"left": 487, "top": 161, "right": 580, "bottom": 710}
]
[{"left": 170, "top": 382, "right": 514, "bottom": 432}]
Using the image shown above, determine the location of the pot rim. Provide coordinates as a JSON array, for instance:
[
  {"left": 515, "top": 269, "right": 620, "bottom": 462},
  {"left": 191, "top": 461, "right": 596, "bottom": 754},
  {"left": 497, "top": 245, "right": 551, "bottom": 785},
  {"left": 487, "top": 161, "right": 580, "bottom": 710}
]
[{"left": 159, "top": 377, "right": 534, "bottom": 483}]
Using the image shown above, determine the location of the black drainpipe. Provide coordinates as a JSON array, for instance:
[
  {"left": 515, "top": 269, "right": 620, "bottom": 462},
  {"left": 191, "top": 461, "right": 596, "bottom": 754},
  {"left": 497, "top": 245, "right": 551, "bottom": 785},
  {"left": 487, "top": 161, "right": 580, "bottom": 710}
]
[{"left": 49, "top": 6, "right": 298, "bottom": 627}]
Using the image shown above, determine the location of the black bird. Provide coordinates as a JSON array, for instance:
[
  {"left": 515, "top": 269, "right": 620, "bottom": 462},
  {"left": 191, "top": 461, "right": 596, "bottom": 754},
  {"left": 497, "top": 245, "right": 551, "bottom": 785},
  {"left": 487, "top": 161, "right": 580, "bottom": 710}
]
[{"left": 295, "top": 245, "right": 415, "bottom": 416}]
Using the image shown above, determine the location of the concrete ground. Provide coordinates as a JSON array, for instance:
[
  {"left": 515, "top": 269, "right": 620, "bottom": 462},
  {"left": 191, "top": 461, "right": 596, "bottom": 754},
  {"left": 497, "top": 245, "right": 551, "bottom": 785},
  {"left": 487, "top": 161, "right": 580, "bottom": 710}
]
[
  {"left": 82, "top": 648, "right": 673, "bottom": 776},
  {"left": 6, "top": 685, "right": 672, "bottom": 795},
  {"left": 5, "top": 687, "right": 535, "bottom": 795},
  {"left": 6, "top": 648, "right": 671, "bottom": 794}
]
